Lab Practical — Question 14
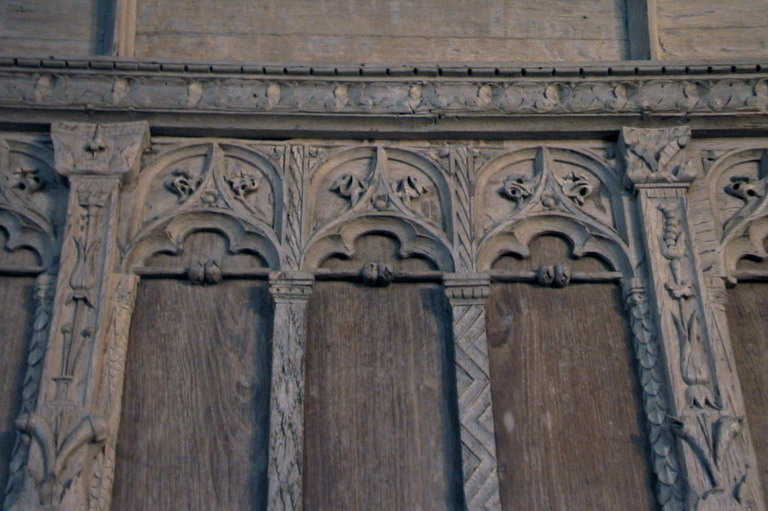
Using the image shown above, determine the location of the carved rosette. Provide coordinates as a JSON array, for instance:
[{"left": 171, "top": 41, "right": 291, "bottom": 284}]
[
  {"left": 621, "top": 126, "right": 764, "bottom": 511},
  {"left": 267, "top": 272, "right": 314, "bottom": 511},
  {"left": 7, "top": 121, "right": 149, "bottom": 511},
  {"left": 444, "top": 274, "right": 502, "bottom": 511}
]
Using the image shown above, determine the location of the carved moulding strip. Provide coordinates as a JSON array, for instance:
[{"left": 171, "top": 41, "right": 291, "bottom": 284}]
[
  {"left": 0, "top": 59, "right": 767, "bottom": 121},
  {"left": 623, "top": 278, "right": 686, "bottom": 510},
  {"left": 7, "top": 121, "right": 149, "bottom": 511},
  {"left": 443, "top": 273, "right": 501, "bottom": 511},
  {"left": 620, "top": 126, "right": 764, "bottom": 511},
  {"left": 267, "top": 271, "right": 314, "bottom": 511}
]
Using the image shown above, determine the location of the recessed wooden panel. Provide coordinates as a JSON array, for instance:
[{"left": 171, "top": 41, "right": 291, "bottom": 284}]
[
  {"left": 111, "top": 279, "right": 272, "bottom": 511},
  {"left": 486, "top": 236, "right": 655, "bottom": 510},
  {"left": 0, "top": 276, "right": 34, "bottom": 493},
  {"left": 304, "top": 281, "right": 462, "bottom": 510},
  {"left": 727, "top": 283, "right": 768, "bottom": 499}
]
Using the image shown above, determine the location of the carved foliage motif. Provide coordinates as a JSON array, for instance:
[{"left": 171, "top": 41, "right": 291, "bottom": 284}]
[{"left": 620, "top": 127, "right": 697, "bottom": 186}]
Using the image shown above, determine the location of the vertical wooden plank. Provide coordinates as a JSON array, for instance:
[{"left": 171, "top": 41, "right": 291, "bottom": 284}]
[
  {"left": 626, "top": 0, "right": 660, "bottom": 59},
  {"left": 111, "top": 279, "right": 272, "bottom": 511},
  {"left": 0, "top": 277, "right": 34, "bottom": 494},
  {"left": 486, "top": 280, "right": 656, "bottom": 510},
  {"left": 727, "top": 283, "right": 768, "bottom": 500},
  {"left": 304, "top": 281, "right": 463, "bottom": 511}
]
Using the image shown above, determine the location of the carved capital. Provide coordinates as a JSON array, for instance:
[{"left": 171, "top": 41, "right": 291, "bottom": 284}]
[
  {"left": 620, "top": 126, "right": 697, "bottom": 188},
  {"left": 269, "top": 271, "right": 314, "bottom": 301},
  {"left": 443, "top": 273, "right": 491, "bottom": 305},
  {"left": 51, "top": 121, "right": 149, "bottom": 180}
]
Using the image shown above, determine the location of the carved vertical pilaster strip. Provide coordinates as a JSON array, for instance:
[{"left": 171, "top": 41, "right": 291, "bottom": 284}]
[
  {"left": 450, "top": 146, "right": 475, "bottom": 272},
  {"left": 444, "top": 274, "right": 501, "bottom": 511},
  {"left": 7, "top": 121, "right": 148, "bottom": 511},
  {"left": 267, "top": 271, "right": 314, "bottom": 511},
  {"left": 4, "top": 274, "right": 56, "bottom": 508},
  {"left": 623, "top": 277, "right": 685, "bottom": 510},
  {"left": 703, "top": 276, "right": 765, "bottom": 508},
  {"left": 95, "top": 273, "right": 139, "bottom": 511},
  {"left": 283, "top": 144, "right": 305, "bottom": 271},
  {"left": 621, "top": 126, "right": 765, "bottom": 511}
]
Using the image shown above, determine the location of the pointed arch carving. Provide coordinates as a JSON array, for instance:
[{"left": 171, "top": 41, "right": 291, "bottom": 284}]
[
  {"left": 302, "top": 145, "right": 453, "bottom": 271},
  {"left": 122, "top": 142, "right": 283, "bottom": 271},
  {"left": 0, "top": 139, "right": 66, "bottom": 270},
  {"left": 706, "top": 147, "right": 768, "bottom": 281},
  {"left": 474, "top": 146, "right": 631, "bottom": 274}
]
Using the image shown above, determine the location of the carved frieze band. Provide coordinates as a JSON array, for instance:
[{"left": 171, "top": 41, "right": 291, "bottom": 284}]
[
  {"left": 621, "top": 126, "right": 764, "bottom": 511},
  {"left": 267, "top": 271, "right": 314, "bottom": 511},
  {"left": 444, "top": 274, "right": 501, "bottom": 511},
  {"left": 7, "top": 121, "right": 149, "bottom": 511},
  {"left": 1, "top": 62, "right": 767, "bottom": 117}
]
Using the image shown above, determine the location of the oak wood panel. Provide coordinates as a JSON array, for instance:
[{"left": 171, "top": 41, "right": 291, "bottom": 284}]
[
  {"left": 0, "top": 0, "right": 104, "bottom": 56},
  {"left": 727, "top": 283, "right": 768, "bottom": 499},
  {"left": 111, "top": 279, "right": 272, "bottom": 511},
  {"left": 0, "top": 276, "right": 34, "bottom": 493},
  {"left": 304, "top": 281, "right": 462, "bottom": 511},
  {"left": 486, "top": 236, "right": 655, "bottom": 510},
  {"left": 134, "top": 0, "right": 627, "bottom": 62},
  {"left": 657, "top": 0, "right": 768, "bottom": 58}
]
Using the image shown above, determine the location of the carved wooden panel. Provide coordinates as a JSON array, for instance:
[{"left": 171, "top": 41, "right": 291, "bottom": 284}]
[
  {"left": 486, "top": 236, "right": 656, "bottom": 510},
  {"left": 0, "top": 275, "right": 35, "bottom": 494},
  {"left": 726, "top": 280, "right": 768, "bottom": 500},
  {"left": 111, "top": 278, "right": 272, "bottom": 511}
]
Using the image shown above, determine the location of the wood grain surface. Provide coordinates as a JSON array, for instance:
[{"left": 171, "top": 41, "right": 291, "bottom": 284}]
[
  {"left": 486, "top": 236, "right": 656, "bottom": 510},
  {"left": 727, "top": 283, "right": 768, "bottom": 500},
  {"left": 304, "top": 281, "right": 463, "bottom": 511},
  {"left": 111, "top": 279, "right": 272, "bottom": 511},
  {"left": 0, "top": 276, "right": 33, "bottom": 494}
]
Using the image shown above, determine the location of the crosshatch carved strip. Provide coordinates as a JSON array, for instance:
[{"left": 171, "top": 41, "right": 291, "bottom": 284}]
[{"left": 444, "top": 274, "right": 502, "bottom": 511}]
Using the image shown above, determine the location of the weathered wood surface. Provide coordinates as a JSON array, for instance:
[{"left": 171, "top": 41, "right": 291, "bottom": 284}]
[
  {"left": 304, "top": 280, "right": 463, "bottom": 511},
  {"left": 727, "top": 282, "right": 768, "bottom": 500},
  {"left": 0, "top": 0, "right": 106, "bottom": 56},
  {"left": 111, "top": 279, "right": 272, "bottom": 511},
  {"left": 485, "top": 237, "right": 656, "bottom": 510},
  {"left": 0, "top": 276, "right": 33, "bottom": 495},
  {"left": 657, "top": 0, "right": 768, "bottom": 59},
  {"left": 134, "top": 0, "right": 627, "bottom": 62}
]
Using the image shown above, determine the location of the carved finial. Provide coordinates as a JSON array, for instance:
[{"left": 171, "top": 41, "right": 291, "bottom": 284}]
[{"left": 619, "top": 126, "right": 697, "bottom": 188}]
